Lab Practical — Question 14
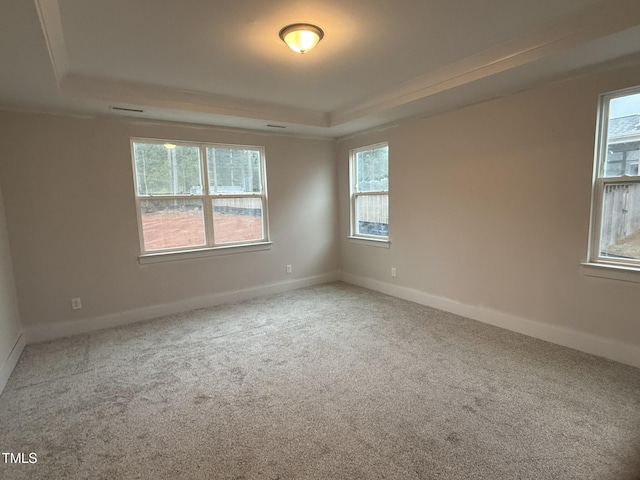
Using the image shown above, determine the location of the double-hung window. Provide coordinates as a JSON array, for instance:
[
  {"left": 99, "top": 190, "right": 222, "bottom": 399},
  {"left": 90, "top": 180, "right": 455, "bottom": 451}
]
[
  {"left": 349, "top": 143, "right": 389, "bottom": 240},
  {"left": 131, "top": 139, "right": 268, "bottom": 255},
  {"left": 589, "top": 87, "right": 640, "bottom": 269}
]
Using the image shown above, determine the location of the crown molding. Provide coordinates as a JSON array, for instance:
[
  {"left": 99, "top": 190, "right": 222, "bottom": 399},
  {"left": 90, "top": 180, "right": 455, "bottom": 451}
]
[
  {"left": 34, "top": 0, "right": 69, "bottom": 84},
  {"left": 35, "top": 0, "right": 640, "bottom": 131},
  {"left": 34, "top": 0, "right": 328, "bottom": 127},
  {"left": 59, "top": 74, "right": 330, "bottom": 127},
  {"left": 330, "top": 0, "right": 640, "bottom": 126}
]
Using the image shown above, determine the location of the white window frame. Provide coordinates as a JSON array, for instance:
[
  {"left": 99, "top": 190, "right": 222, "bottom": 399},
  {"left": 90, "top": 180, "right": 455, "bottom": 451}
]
[
  {"left": 587, "top": 87, "right": 640, "bottom": 271},
  {"left": 349, "top": 142, "right": 389, "bottom": 242},
  {"left": 131, "top": 138, "right": 270, "bottom": 259}
]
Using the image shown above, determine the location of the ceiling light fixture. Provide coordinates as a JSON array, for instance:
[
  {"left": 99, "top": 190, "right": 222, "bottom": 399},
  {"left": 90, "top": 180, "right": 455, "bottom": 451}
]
[{"left": 279, "top": 23, "right": 324, "bottom": 54}]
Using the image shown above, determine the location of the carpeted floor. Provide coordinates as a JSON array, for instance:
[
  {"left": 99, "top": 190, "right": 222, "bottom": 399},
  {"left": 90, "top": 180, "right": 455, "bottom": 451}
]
[{"left": 0, "top": 282, "right": 639, "bottom": 479}]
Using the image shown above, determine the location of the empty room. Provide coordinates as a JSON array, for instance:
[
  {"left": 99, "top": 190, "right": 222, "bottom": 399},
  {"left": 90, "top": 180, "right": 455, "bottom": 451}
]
[{"left": 1, "top": 0, "right": 640, "bottom": 479}]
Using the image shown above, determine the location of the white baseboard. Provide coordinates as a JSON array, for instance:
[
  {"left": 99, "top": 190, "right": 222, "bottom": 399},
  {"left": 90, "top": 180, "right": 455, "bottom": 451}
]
[
  {"left": 342, "top": 272, "right": 640, "bottom": 369},
  {"left": 0, "top": 333, "right": 26, "bottom": 396},
  {"left": 26, "top": 271, "right": 341, "bottom": 344}
]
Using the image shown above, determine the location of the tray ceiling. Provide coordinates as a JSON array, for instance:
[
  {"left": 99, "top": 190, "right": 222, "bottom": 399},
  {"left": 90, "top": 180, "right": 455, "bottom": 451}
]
[{"left": 1, "top": 0, "right": 640, "bottom": 137}]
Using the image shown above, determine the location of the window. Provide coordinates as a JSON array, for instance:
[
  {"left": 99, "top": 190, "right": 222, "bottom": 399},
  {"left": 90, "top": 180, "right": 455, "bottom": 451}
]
[
  {"left": 589, "top": 88, "right": 640, "bottom": 269},
  {"left": 350, "top": 143, "right": 389, "bottom": 240},
  {"left": 131, "top": 139, "right": 268, "bottom": 255}
]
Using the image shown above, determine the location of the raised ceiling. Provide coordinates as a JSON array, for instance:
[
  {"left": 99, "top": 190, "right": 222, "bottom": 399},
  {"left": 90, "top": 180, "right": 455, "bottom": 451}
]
[{"left": 1, "top": 0, "right": 640, "bottom": 137}]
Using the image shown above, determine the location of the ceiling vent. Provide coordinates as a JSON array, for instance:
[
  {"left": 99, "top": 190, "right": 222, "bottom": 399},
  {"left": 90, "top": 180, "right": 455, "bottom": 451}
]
[{"left": 110, "top": 106, "right": 144, "bottom": 113}]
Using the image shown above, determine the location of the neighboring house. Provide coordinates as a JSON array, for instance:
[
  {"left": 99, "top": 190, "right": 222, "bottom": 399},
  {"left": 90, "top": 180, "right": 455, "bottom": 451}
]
[{"left": 607, "top": 114, "right": 640, "bottom": 176}]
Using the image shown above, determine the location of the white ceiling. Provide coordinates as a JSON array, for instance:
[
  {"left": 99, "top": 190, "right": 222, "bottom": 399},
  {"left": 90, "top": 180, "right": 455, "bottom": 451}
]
[{"left": 1, "top": 0, "right": 640, "bottom": 138}]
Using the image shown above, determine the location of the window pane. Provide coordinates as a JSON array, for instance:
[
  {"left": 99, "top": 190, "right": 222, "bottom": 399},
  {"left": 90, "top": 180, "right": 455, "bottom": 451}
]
[
  {"left": 356, "top": 194, "right": 388, "bottom": 237},
  {"left": 626, "top": 149, "right": 639, "bottom": 176},
  {"left": 133, "top": 143, "right": 202, "bottom": 195},
  {"left": 207, "top": 147, "right": 261, "bottom": 193},
  {"left": 212, "top": 198, "right": 263, "bottom": 244},
  {"left": 140, "top": 199, "right": 205, "bottom": 251},
  {"left": 599, "top": 183, "right": 640, "bottom": 260},
  {"left": 605, "top": 90, "right": 640, "bottom": 178},
  {"left": 605, "top": 161, "right": 624, "bottom": 177},
  {"left": 604, "top": 143, "right": 640, "bottom": 177},
  {"left": 356, "top": 146, "right": 389, "bottom": 192}
]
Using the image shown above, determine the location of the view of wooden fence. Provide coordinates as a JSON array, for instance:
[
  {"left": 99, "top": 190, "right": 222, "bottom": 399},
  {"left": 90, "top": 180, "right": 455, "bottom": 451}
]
[
  {"left": 600, "top": 183, "right": 640, "bottom": 248},
  {"left": 357, "top": 194, "right": 389, "bottom": 224}
]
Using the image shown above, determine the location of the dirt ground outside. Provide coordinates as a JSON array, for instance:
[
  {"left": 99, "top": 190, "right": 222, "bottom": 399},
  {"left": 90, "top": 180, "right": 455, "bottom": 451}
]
[
  {"left": 142, "top": 210, "right": 263, "bottom": 251},
  {"left": 602, "top": 229, "right": 640, "bottom": 259}
]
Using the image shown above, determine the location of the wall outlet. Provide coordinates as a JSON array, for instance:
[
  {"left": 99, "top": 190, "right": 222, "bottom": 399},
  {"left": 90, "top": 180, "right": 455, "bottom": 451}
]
[
  {"left": 71, "top": 297, "right": 82, "bottom": 310},
  {"left": 286, "top": 264, "right": 292, "bottom": 274},
  {"left": 391, "top": 267, "right": 397, "bottom": 277}
]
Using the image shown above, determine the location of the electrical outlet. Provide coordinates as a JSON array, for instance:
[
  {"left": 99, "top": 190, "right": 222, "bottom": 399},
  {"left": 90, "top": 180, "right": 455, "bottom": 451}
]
[
  {"left": 391, "top": 267, "right": 397, "bottom": 277},
  {"left": 71, "top": 297, "right": 82, "bottom": 310},
  {"left": 286, "top": 264, "right": 292, "bottom": 274}
]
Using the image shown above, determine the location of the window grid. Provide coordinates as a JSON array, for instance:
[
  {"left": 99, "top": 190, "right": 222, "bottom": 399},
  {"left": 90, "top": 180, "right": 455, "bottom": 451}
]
[
  {"left": 350, "top": 143, "right": 389, "bottom": 240},
  {"left": 131, "top": 139, "right": 268, "bottom": 255},
  {"left": 589, "top": 88, "right": 640, "bottom": 269}
]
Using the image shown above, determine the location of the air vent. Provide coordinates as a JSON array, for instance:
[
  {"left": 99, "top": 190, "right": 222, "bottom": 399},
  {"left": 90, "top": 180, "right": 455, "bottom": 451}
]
[
  {"left": 111, "top": 106, "right": 144, "bottom": 113},
  {"left": 266, "top": 124, "right": 286, "bottom": 129}
]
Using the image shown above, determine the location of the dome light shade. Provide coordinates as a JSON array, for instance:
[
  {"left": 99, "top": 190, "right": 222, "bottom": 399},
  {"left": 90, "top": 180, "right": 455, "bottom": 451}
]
[{"left": 279, "top": 24, "right": 324, "bottom": 54}]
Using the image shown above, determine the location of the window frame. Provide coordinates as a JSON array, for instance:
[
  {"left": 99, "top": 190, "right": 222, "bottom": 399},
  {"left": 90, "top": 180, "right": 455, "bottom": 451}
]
[
  {"left": 349, "top": 142, "right": 390, "bottom": 242},
  {"left": 131, "top": 138, "right": 270, "bottom": 258},
  {"left": 588, "top": 87, "right": 640, "bottom": 271}
]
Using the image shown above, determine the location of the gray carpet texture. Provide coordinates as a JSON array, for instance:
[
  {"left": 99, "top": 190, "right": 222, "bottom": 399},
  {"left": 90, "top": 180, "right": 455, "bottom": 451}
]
[{"left": 0, "top": 282, "right": 639, "bottom": 480}]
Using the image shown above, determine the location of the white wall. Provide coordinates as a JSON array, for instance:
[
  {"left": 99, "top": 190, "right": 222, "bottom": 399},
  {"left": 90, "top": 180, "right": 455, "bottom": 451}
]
[
  {"left": 0, "top": 184, "right": 23, "bottom": 393},
  {"left": 0, "top": 112, "right": 339, "bottom": 339},
  {"left": 337, "top": 63, "right": 640, "bottom": 367}
]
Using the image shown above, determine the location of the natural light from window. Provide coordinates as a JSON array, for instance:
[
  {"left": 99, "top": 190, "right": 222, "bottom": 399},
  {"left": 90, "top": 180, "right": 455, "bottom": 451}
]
[
  {"left": 132, "top": 140, "right": 268, "bottom": 255},
  {"left": 350, "top": 143, "right": 389, "bottom": 240},
  {"left": 590, "top": 89, "right": 640, "bottom": 267}
]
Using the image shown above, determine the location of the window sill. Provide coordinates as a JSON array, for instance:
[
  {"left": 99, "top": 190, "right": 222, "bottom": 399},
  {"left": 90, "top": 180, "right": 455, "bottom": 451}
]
[
  {"left": 139, "top": 242, "right": 273, "bottom": 265},
  {"left": 347, "top": 236, "right": 390, "bottom": 248},
  {"left": 580, "top": 262, "right": 640, "bottom": 283}
]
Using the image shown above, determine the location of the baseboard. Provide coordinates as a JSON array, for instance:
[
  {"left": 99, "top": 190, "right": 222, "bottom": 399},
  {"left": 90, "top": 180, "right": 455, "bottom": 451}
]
[
  {"left": 0, "top": 333, "right": 26, "bottom": 396},
  {"left": 26, "top": 271, "right": 341, "bottom": 344},
  {"left": 342, "top": 272, "right": 640, "bottom": 369}
]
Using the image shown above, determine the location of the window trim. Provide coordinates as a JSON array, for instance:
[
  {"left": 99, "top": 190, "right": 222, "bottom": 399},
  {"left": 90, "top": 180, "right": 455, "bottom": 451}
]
[
  {"left": 587, "top": 87, "right": 640, "bottom": 272},
  {"left": 349, "top": 142, "right": 390, "bottom": 242},
  {"left": 138, "top": 242, "right": 273, "bottom": 265},
  {"left": 131, "top": 138, "right": 270, "bottom": 257}
]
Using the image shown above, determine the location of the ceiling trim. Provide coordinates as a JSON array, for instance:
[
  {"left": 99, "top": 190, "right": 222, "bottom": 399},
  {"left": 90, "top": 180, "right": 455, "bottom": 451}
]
[
  {"left": 34, "top": 0, "right": 69, "bottom": 85},
  {"left": 35, "top": 0, "right": 328, "bottom": 128},
  {"left": 331, "top": 0, "right": 640, "bottom": 126},
  {"left": 60, "top": 74, "right": 330, "bottom": 127},
  {"left": 34, "top": 0, "right": 640, "bottom": 132}
]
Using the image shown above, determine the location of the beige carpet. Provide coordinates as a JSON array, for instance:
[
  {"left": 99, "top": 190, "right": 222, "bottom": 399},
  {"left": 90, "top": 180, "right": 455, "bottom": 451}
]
[{"left": 1, "top": 282, "right": 639, "bottom": 479}]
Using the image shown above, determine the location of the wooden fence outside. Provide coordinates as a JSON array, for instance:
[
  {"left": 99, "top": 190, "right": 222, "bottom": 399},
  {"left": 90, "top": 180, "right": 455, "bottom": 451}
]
[
  {"left": 357, "top": 194, "right": 389, "bottom": 224},
  {"left": 600, "top": 183, "right": 640, "bottom": 247}
]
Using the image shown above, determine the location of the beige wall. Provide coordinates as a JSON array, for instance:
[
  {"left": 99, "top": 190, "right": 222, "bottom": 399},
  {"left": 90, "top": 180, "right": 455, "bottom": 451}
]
[
  {"left": 0, "top": 112, "right": 338, "bottom": 329},
  {"left": 337, "top": 63, "right": 640, "bottom": 349},
  {"left": 1, "top": 60, "right": 639, "bottom": 364},
  {"left": 0, "top": 184, "right": 22, "bottom": 373}
]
